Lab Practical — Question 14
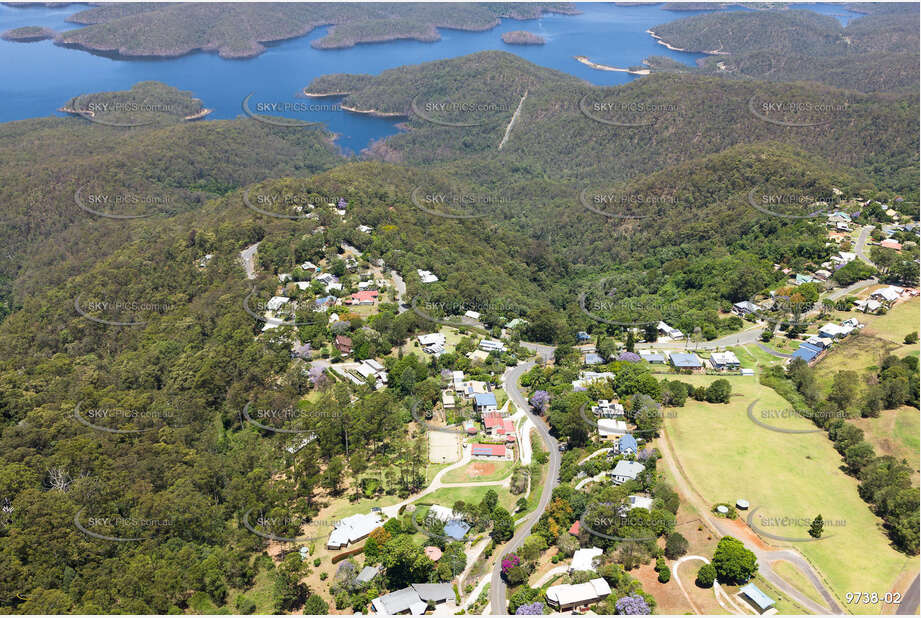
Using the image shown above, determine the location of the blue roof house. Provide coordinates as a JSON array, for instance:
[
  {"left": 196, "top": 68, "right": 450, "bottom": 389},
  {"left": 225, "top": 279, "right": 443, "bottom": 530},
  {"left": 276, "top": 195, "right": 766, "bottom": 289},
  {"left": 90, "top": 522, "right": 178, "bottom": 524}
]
[
  {"left": 473, "top": 392, "right": 498, "bottom": 413},
  {"left": 670, "top": 352, "right": 703, "bottom": 372},
  {"left": 740, "top": 583, "right": 776, "bottom": 613},
  {"left": 618, "top": 434, "right": 638, "bottom": 455}
]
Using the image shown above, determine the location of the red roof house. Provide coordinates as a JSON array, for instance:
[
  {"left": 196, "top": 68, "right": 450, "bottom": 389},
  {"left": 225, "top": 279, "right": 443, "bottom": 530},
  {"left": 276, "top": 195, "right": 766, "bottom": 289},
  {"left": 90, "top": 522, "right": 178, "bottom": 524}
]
[
  {"left": 471, "top": 444, "right": 506, "bottom": 458},
  {"left": 348, "top": 290, "right": 380, "bottom": 305}
]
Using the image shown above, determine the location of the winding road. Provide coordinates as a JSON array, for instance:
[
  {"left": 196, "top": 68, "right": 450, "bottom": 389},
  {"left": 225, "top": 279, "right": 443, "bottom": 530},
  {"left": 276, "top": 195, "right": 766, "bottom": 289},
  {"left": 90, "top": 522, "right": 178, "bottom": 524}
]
[
  {"left": 489, "top": 360, "right": 561, "bottom": 614},
  {"left": 855, "top": 224, "right": 875, "bottom": 266}
]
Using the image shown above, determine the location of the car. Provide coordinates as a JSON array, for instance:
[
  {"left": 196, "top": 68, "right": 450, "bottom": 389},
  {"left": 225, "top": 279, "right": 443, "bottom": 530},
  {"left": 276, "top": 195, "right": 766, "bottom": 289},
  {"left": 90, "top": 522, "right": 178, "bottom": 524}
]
[{"left": 558, "top": 443, "right": 568, "bottom": 452}]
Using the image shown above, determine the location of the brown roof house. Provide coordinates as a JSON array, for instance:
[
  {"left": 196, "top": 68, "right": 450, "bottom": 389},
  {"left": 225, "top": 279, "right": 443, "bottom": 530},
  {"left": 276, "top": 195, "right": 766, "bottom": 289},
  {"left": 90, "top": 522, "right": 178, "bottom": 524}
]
[{"left": 335, "top": 335, "right": 352, "bottom": 356}]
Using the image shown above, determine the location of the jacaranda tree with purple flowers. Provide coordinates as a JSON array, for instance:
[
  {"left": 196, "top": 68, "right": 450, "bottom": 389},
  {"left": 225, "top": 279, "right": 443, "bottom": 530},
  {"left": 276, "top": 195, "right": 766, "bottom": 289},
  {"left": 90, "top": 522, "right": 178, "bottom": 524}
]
[
  {"left": 515, "top": 602, "right": 544, "bottom": 615},
  {"left": 615, "top": 595, "right": 651, "bottom": 615},
  {"left": 617, "top": 351, "right": 642, "bottom": 363},
  {"left": 530, "top": 390, "right": 549, "bottom": 414}
]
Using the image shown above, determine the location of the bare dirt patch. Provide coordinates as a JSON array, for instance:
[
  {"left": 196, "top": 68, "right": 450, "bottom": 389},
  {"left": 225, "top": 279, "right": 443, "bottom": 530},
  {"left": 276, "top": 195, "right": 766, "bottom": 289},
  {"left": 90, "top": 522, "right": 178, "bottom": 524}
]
[
  {"left": 467, "top": 461, "right": 496, "bottom": 478},
  {"left": 634, "top": 560, "right": 697, "bottom": 614}
]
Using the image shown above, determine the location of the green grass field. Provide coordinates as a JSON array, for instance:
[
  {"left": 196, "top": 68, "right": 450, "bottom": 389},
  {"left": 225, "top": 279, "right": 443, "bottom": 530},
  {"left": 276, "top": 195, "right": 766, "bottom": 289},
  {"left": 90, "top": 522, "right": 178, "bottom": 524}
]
[
  {"left": 859, "top": 297, "right": 920, "bottom": 346},
  {"left": 666, "top": 374, "right": 910, "bottom": 613},
  {"left": 422, "top": 485, "right": 516, "bottom": 511}
]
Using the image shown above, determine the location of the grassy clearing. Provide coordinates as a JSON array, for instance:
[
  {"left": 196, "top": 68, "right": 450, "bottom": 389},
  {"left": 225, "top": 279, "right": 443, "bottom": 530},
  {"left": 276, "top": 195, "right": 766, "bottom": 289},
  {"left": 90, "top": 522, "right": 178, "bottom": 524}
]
[
  {"left": 665, "top": 374, "right": 909, "bottom": 613},
  {"left": 850, "top": 407, "right": 920, "bottom": 484},
  {"left": 423, "top": 485, "right": 516, "bottom": 511},
  {"left": 771, "top": 559, "right": 825, "bottom": 608},
  {"left": 860, "top": 298, "right": 920, "bottom": 346},
  {"left": 442, "top": 460, "right": 514, "bottom": 483}
]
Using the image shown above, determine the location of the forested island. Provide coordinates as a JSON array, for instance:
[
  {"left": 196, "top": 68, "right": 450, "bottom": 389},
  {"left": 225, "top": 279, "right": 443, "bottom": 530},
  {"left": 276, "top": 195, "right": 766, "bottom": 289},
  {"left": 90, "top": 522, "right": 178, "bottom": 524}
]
[
  {"left": 501, "top": 30, "right": 546, "bottom": 45},
  {"left": 0, "top": 25, "right": 56, "bottom": 41},
  {"left": 51, "top": 2, "right": 578, "bottom": 58}
]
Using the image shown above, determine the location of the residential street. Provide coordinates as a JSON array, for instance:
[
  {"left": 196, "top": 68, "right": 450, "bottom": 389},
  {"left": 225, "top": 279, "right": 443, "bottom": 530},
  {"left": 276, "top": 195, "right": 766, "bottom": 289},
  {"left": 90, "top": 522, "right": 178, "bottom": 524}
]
[
  {"left": 489, "top": 360, "right": 561, "bottom": 614},
  {"left": 855, "top": 224, "right": 875, "bottom": 265}
]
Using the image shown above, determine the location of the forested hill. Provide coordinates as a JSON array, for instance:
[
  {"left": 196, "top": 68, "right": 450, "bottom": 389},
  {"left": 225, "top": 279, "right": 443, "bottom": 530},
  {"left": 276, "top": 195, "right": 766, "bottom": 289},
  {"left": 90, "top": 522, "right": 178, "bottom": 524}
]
[
  {"left": 649, "top": 8, "right": 919, "bottom": 93},
  {"left": 313, "top": 51, "right": 918, "bottom": 194},
  {"left": 55, "top": 2, "right": 577, "bottom": 58},
  {"left": 0, "top": 81, "right": 342, "bottom": 323}
]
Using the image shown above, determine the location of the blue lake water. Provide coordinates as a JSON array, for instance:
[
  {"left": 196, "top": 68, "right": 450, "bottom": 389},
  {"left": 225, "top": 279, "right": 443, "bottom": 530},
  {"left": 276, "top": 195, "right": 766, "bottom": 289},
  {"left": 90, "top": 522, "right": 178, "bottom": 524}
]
[{"left": 0, "top": 2, "right": 863, "bottom": 154}]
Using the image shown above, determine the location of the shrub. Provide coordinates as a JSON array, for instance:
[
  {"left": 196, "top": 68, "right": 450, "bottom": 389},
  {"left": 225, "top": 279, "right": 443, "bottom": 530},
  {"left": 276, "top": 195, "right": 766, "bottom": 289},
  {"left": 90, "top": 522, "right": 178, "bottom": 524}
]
[
  {"left": 664, "top": 532, "right": 688, "bottom": 559},
  {"left": 657, "top": 565, "right": 671, "bottom": 583},
  {"left": 905, "top": 332, "right": 918, "bottom": 344},
  {"left": 696, "top": 564, "right": 716, "bottom": 588}
]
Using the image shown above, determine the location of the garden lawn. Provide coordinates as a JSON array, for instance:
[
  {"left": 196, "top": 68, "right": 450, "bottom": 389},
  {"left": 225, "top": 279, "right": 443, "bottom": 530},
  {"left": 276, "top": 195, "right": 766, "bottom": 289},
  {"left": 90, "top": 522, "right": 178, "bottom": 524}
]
[{"left": 665, "top": 374, "right": 910, "bottom": 614}]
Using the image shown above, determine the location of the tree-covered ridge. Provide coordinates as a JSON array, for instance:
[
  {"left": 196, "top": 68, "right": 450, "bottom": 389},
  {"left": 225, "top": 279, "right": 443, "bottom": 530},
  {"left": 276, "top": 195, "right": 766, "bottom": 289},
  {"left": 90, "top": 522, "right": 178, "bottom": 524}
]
[
  {"left": 319, "top": 52, "right": 917, "bottom": 194},
  {"left": 55, "top": 2, "right": 577, "bottom": 58},
  {"left": 647, "top": 8, "right": 919, "bottom": 93}
]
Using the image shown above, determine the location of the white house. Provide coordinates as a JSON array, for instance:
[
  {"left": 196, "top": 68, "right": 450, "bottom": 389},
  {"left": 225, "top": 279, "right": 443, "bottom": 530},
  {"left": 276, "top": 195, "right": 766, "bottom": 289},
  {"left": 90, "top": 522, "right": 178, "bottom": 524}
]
[
  {"left": 546, "top": 578, "right": 612, "bottom": 611},
  {"left": 818, "top": 323, "right": 845, "bottom": 339},
  {"left": 478, "top": 339, "right": 506, "bottom": 353},
  {"left": 657, "top": 321, "right": 684, "bottom": 340},
  {"left": 327, "top": 512, "right": 385, "bottom": 550},
  {"left": 266, "top": 296, "right": 290, "bottom": 312},
  {"left": 356, "top": 359, "right": 388, "bottom": 389},
  {"left": 872, "top": 286, "right": 903, "bottom": 303},
  {"left": 569, "top": 547, "right": 603, "bottom": 573},
  {"left": 417, "top": 269, "right": 439, "bottom": 284},
  {"left": 572, "top": 371, "right": 615, "bottom": 390},
  {"left": 610, "top": 460, "right": 645, "bottom": 485},
  {"left": 597, "top": 418, "right": 628, "bottom": 441},
  {"left": 592, "top": 400, "right": 624, "bottom": 417},
  {"left": 710, "top": 350, "right": 740, "bottom": 370},
  {"left": 464, "top": 310, "right": 481, "bottom": 320}
]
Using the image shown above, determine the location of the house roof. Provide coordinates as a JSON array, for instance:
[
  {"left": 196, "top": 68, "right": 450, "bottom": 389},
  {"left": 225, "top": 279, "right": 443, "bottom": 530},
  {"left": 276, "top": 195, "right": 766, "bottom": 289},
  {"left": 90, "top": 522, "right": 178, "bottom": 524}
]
[
  {"left": 627, "top": 495, "right": 654, "bottom": 510},
  {"left": 570, "top": 547, "right": 603, "bottom": 572},
  {"left": 474, "top": 393, "right": 498, "bottom": 407},
  {"left": 740, "top": 583, "right": 776, "bottom": 610},
  {"left": 371, "top": 587, "right": 427, "bottom": 615},
  {"left": 792, "top": 346, "right": 820, "bottom": 362},
  {"left": 328, "top": 512, "right": 383, "bottom": 548},
  {"left": 546, "top": 578, "right": 611, "bottom": 607},
  {"left": 411, "top": 583, "right": 454, "bottom": 603},
  {"left": 471, "top": 443, "right": 505, "bottom": 457},
  {"left": 670, "top": 352, "right": 702, "bottom": 368},
  {"left": 618, "top": 434, "right": 638, "bottom": 452},
  {"left": 733, "top": 300, "right": 759, "bottom": 312},
  {"left": 639, "top": 351, "right": 666, "bottom": 362},
  {"left": 584, "top": 353, "right": 604, "bottom": 365},
  {"left": 350, "top": 290, "right": 379, "bottom": 302},
  {"left": 357, "top": 565, "right": 379, "bottom": 583},
  {"left": 711, "top": 351, "right": 740, "bottom": 366},
  {"left": 597, "top": 419, "right": 627, "bottom": 437},
  {"left": 569, "top": 520, "right": 580, "bottom": 535},
  {"left": 611, "top": 460, "right": 645, "bottom": 480},
  {"left": 335, "top": 335, "right": 352, "bottom": 346}
]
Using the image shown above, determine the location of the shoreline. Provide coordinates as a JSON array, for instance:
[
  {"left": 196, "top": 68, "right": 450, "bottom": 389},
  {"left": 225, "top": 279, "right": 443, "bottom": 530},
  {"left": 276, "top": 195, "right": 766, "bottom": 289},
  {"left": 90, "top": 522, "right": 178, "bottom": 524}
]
[
  {"left": 340, "top": 104, "right": 407, "bottom": 118},
  {"left": 302, "top": 90, "right": 351, "bottom": 98},
  {"left": 574, "top": 55, "right": 650, "bottom": 75},
  {"left": 646, "top": 29, "right": 729, "bottom": 55},
  {"left": 184, "top": 108, "right": 212, "bottom": 121}
]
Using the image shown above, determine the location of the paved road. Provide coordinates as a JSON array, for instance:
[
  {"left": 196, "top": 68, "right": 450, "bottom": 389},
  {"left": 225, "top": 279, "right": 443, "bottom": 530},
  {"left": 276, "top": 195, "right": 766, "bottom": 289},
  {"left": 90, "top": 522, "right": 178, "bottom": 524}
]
[
  {"left": 756, "top": 342, "right": 791, "bottom": 358},
  {"left": 855, "top": 225, "right": 875, "bottom": 265},
  {"left": 239, "top": 242, "right": 259, "bottom": 280},
  {"left": 520, "top": 341, "right": 555, "bottom": 363},
  {"left": 489, "top": 361, "right": 561, "bottom": 614},
  {"left": 636, "top": 325, "right": 764, "bottom": 351},
  {"left": 391, "top": 269, "right": 407, "bottom": 313},
  {"left": 897, "top": 574, "right": 920, "bottom": 615},
  {"left": 825, "top": 277, "right": 877, "bottom": 302}
]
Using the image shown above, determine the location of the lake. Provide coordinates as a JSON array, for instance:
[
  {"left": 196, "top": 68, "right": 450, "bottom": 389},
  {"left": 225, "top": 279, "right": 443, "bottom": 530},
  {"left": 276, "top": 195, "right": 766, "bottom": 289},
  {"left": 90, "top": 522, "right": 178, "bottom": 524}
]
[{"left": 0, "top": 2, "right": 863, "bottom": 154}]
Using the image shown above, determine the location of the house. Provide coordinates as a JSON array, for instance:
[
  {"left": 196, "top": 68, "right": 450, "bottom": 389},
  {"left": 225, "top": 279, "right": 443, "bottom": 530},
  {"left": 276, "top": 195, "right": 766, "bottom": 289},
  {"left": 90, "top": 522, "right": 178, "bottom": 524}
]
[
  {"left": 356, "top": 359, "right": 387, "bottom": 389},
  {"left": 266, "top": 296, "right": 290, "bottom": 312},
  {"left": 657, "top": 321, "right": 684, "bottom": 340},
  {"left": 572, "top": 371, "right": 615, "bottom": 390},
  {"left": 545, "top": 578, "right": 612, "bottom": 611},
  {"left": 451, "top": 370, "right": 465, "bottom": 392},
  {"left": 670, "top": 352, "right": 703, "bottom": 372},
  {"left": 348, "top": 290, "right": 379, "bottom": 305},
  {"left": 625, "top": 495, "right": 654, "bottom": 511},
  {"left": 314, "top": 295, "right": 337, "bottom": 310},
  {"left": 710, "top": 350, "right": 740, "bottom": 371},
  {"left": 471, "top": 443, "right": 507, "bottom": 459},
  {"left": 479, "top": 339, "right": 506, "bottom": 353},
  {"left": 464, "top": 310, "right": 481, "bottom": 320},
  {"left": 356, "top": 565, "right": 380, "bottom": 585},
  {"left": 459, "top": 380, "right": 489, "bottom": 399},
  {"left": 881, "top": 239, "right": 902, "bottom": 251},
  {"left": 598, "top": 419, "right": 628, "bottom": 441},
  {"left": 855, "top": 298, "right": 882, "bottom": 313},
  {"left": 335, "top": 335, "right": 352, "bottom": 355},
  {"left": 813, "top": 269, "right": 832, "bottom": 281},
  {"left": 418, "top": 333, "right": 446, "bottom": 352},
  {"left": 794, "top": 273, "right": 814, "bottom": 285},
  {"left": 833, "top": 251, "right": 856, "bottom": 264},
  {"left": 316, "top": 272, "right": 338, "bottom": 286},
  {"left": 357, "top": 224, "right": 373, "bottom": 234},
  {"left": 327, "top": 512, "right": 384, "bottom": 550},
  {"left": 871, "top": 285, "right": 903, "bottom": 303},
  {"left": 639, "top": 350, "right": 666, "bottom": 364},
  {"left": 610, "top": 460, "right": 645, "bottom": 485},
  {"left": 732, "top": 301, "right": 760, "bottom": 317},
  {"left": 818, "top": 323, "right": 845, "bottom": 339},
  {"left": 417, "top": 269, "right": 439, "bottom": 284},
  {"left": 505, "top": 318, "right": 527, "bottom": 329},
  {"left": 278, "top": 273, "right": 292, "bottom": 282},
  {"left": 584, "top": 352, "right": 604, "bottom": 365},
  {"left": 411, "top": 583, "right": 454, "bottom": 608},
  {"left": 618, "top": 434, "right": 638, "bottom": 455},
  {"left": 805, "top": 336, "right": 830, "bottom": 349},
  {"left": 792, "top": 345, "right": 821, "bottom": 363},
  {"left": 300, "top": 261, "right": 318, "bottom": 271},
  {"left": 482, "top": 413, "right": 516, "bottom": 441},
  {"left": 569, "top": 547, "right": 603, "bottom": 573},
  {"left": 441, "top": 390, "right": 456, "bottom": 409},
  {"left": 370, "top": 588, "right": 427, "bottom": 615},
  {"left": 568, "top": 520, "right": 580, "bottom": 535},
  {"left": 473, "top": 393, "right": 498, "bottom": 414},
  {"left": 593, "top": 400, "right": 624, "bottom": 417},
  {"left": 576, "top": 331, "right": 591, "bottom": 342},
  {"left": 740, "top": 583, "right": 776, "bottom": 614}
]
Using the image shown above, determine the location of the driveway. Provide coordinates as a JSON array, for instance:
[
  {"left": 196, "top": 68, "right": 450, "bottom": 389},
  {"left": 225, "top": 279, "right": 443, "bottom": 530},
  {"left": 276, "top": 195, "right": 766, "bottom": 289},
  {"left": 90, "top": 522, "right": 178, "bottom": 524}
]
[{"left": 489, "top": 361, "right": 561, "bottom": 614}]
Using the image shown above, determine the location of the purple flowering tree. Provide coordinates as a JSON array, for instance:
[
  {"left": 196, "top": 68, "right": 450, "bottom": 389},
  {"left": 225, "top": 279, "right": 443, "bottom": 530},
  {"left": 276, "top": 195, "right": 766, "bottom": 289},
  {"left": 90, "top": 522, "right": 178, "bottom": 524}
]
[
  {"left": 308, "top": 365, "right": 330, "bottom": 391},
  {"left": 617, "top": 351, "right": 642, "bottom": 363},
  {"left": 530, "top": 390, "right": 550, "bottom": 414},
  {"left": 501, "top": 553, "right": 521, "bottom": 578},
  {"left": 516, "top": 602, "right": 544, "bottom": 615},
  {"left": 615, "top": 595, "right": 651, "bottom": 615}
]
